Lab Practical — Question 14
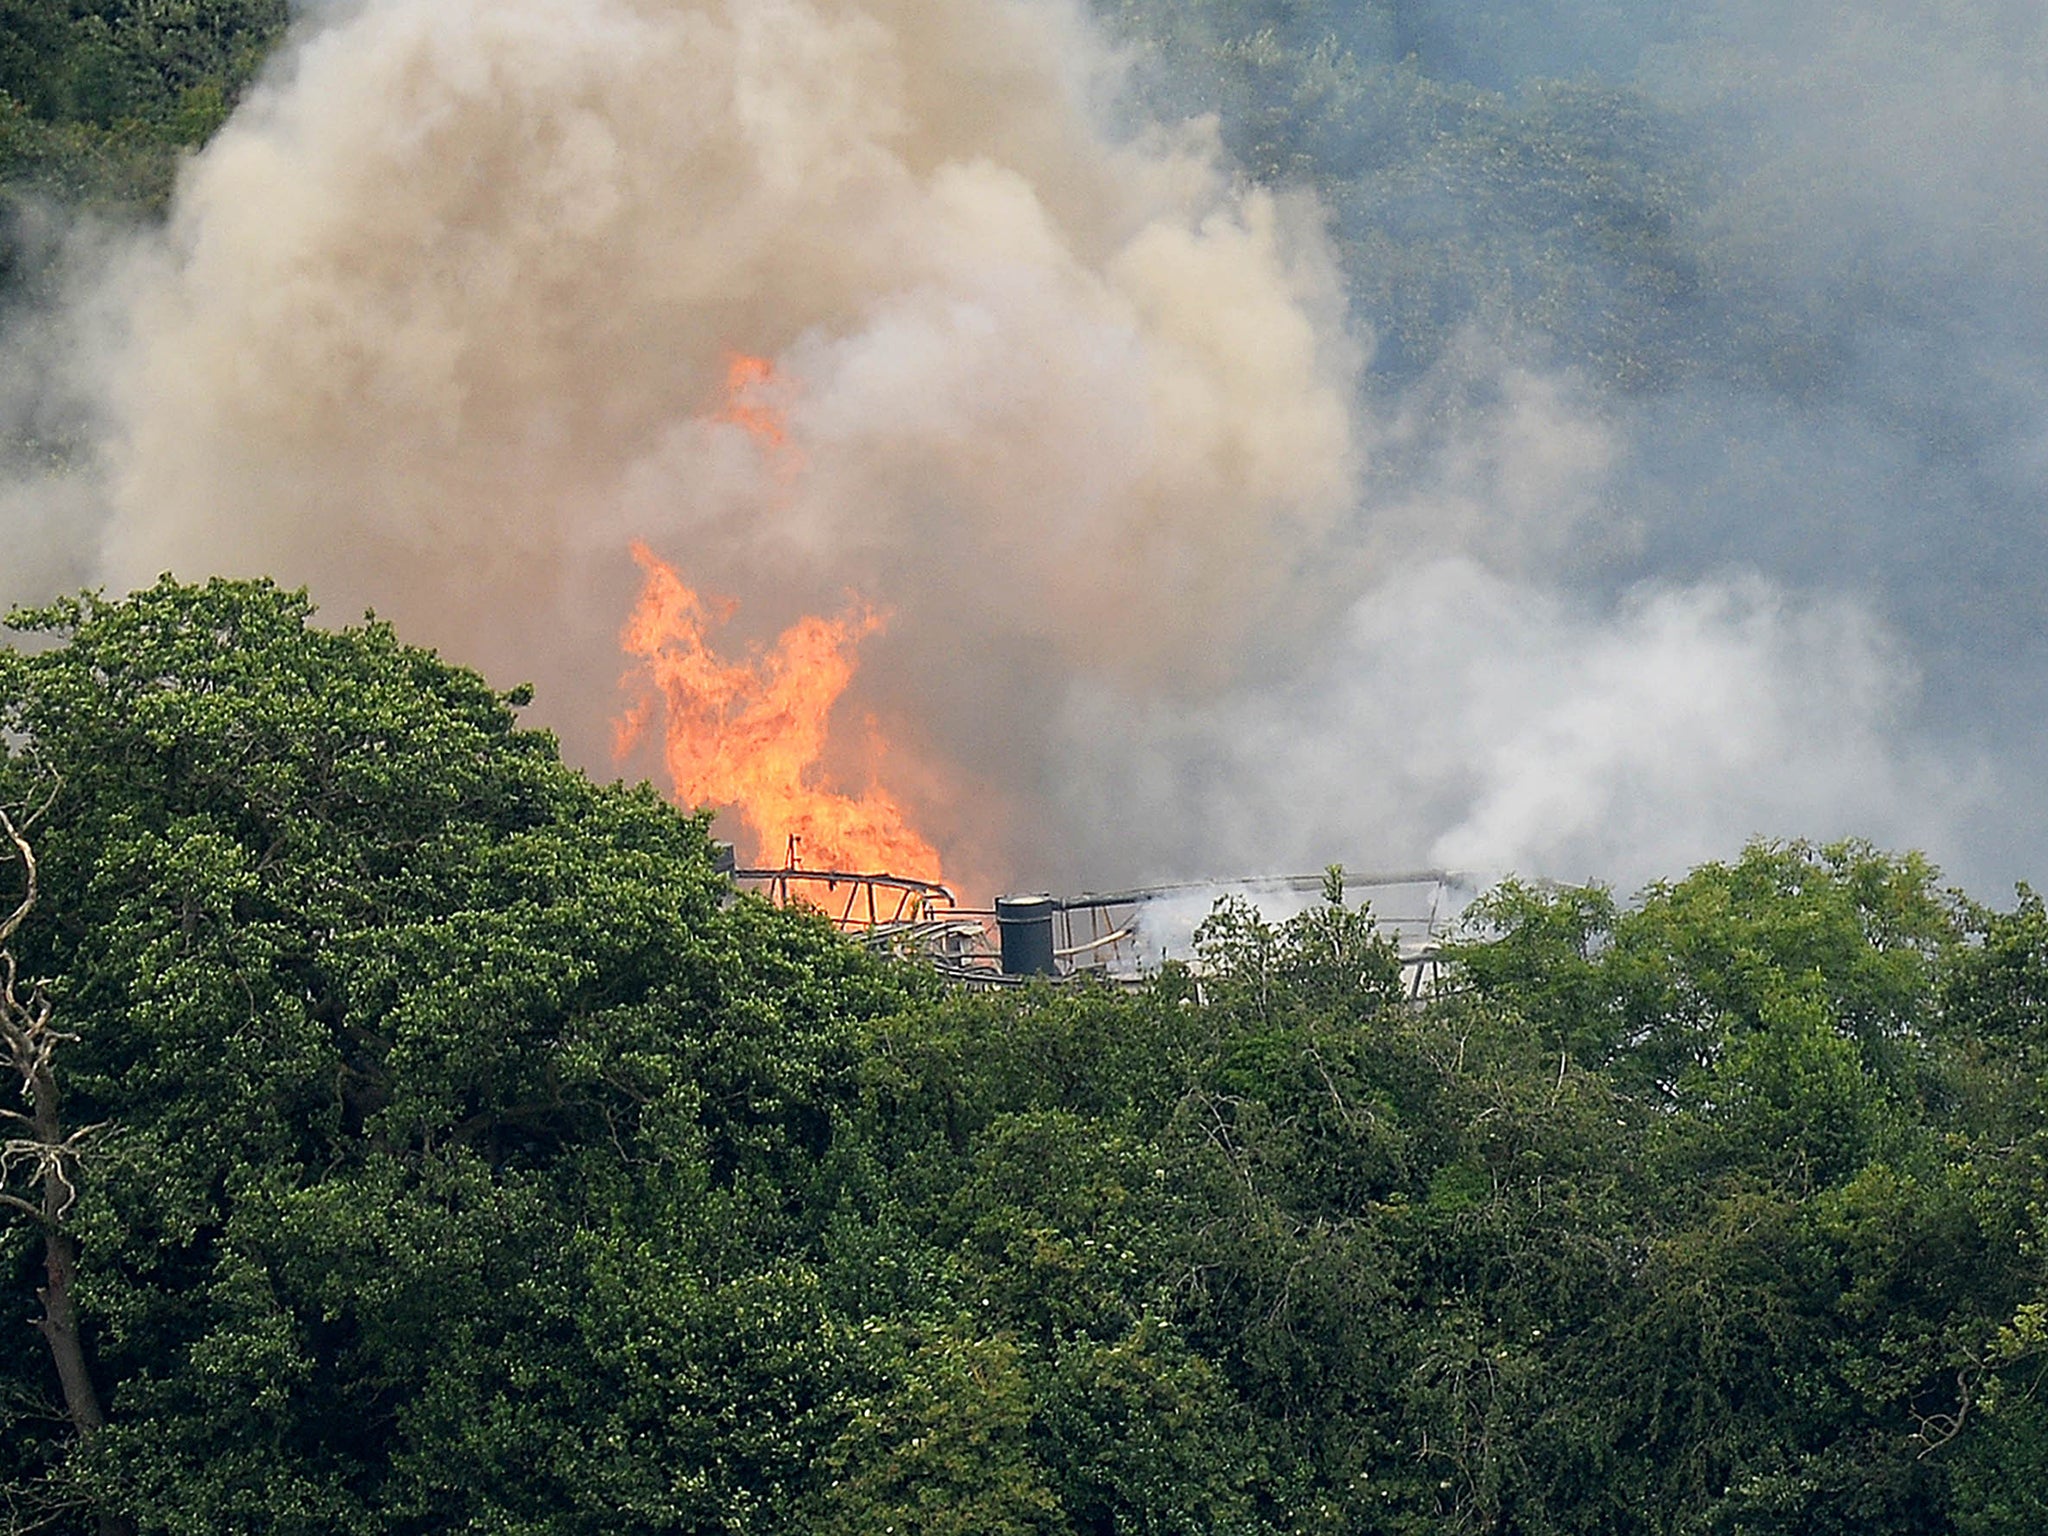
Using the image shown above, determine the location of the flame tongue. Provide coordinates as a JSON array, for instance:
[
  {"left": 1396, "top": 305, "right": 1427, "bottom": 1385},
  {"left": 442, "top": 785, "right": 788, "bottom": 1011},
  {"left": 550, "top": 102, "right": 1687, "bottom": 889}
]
[
  {"left": 618, "top": 541, "right": 944, "bottom": 881},
  {"left": 712, "top": 352, "right": 791, "bottom": 453},
  {"left": 617, "top": 352, "right": 943, "bottom": 882}
]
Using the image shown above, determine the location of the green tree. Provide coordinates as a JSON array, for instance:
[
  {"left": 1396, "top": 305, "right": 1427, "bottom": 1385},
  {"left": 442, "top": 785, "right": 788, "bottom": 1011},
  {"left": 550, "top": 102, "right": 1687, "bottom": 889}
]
[
  {"left": 0, "top": 791, "right": 125, "bottom": 1536},
  {"left": 5, "top": 577, "right": 2046, "bottom": 1536},
  {"left": 807, "top": 1324, "right": 1059, "bottom": 1536},
  {"left": 0, "top": 577, "right": 917, "bottom": 1532}
]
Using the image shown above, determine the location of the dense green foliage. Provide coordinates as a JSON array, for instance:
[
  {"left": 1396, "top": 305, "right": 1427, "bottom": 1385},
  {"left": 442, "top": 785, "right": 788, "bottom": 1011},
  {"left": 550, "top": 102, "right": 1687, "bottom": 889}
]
[
  {"left": 2, "top": 578, "right": 2045, "bottom": 1534},
  {"left": 0, "top": 5, "right": 2044, "bottom": 1529},
  {"left": 0, "top": 0, "right": 285, "bottom": 212},
  {"left": 1098, "top": 0, "right": 1788, "bottom": 395}
]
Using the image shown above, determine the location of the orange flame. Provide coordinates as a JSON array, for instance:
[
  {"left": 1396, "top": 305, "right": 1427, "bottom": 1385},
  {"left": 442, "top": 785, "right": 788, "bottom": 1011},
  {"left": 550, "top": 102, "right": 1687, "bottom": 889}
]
[
  {"left": 617, "top": 542, "right": 944, "bottom": 881},
  {"left": 711, "top": 350, "right": 801, "bottom": 470},
  {"left": 618, "top": 353, "right": 941, "bottom": 880}
]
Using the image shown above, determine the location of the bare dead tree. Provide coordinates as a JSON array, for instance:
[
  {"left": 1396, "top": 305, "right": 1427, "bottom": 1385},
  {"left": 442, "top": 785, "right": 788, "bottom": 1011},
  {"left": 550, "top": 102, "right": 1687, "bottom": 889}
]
[{"left": 0, "top": 796, "right": 112, "bottom": 1445}]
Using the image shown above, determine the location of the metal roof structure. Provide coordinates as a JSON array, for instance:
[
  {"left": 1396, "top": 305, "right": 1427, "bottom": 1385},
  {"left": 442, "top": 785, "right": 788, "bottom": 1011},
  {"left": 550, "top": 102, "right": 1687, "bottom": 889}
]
[{"left": 726, "top": 856, "right": 1479, "bottom": 995}]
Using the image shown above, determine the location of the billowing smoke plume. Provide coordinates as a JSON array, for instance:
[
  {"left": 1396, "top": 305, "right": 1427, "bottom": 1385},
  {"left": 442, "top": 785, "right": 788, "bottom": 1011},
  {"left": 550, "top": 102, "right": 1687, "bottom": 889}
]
[
  {"left": 1061, "top": 561, "right": 1967, "bottom": 887},
  {"left": 0, "top": 0, "right": 2005, "bottom": 896}
]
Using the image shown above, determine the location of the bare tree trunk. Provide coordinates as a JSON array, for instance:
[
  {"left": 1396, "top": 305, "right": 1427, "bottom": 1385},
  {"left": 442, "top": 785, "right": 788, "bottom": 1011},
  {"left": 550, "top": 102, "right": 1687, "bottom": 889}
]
[
  {"left": 39, "top": 1229, "right": 106, "bottom": 1433},
  {"left": 0, "top": 802, "right": 129, "bottom": 1533},
  {"left": 26, "top": 1061, "right": 106, "bottom": 1438}
]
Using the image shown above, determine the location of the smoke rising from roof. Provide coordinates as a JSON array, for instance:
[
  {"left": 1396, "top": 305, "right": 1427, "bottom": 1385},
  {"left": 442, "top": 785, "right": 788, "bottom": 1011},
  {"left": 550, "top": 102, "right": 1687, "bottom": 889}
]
[{"left": 0, "top": 0, "right": 2012, "bottom": 896}]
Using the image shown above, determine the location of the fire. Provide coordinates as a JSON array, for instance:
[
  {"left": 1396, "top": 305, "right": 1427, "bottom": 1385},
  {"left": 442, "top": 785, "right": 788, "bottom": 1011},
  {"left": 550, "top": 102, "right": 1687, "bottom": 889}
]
[
  {"left": 710, "top": 350, "right": 800, "bottom": 468},
  {"left": 616, "top": 544, "right": 944, "bottom": 879},
  {"left": 616, "top": 353, "right": 943, "bottom": 880}
]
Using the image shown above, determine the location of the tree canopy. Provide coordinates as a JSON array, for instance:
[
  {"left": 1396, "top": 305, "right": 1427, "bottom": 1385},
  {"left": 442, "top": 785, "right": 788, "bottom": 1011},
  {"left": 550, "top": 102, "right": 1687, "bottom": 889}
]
[
  {"left": 0, "top": 0, "right": 285, "bottom": 212},
  {"left": 0, "top": 577, "right": 2044, "bottom": 1534}
]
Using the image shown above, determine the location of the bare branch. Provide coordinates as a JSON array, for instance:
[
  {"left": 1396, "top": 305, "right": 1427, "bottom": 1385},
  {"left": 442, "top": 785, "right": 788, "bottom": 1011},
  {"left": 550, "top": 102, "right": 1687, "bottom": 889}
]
[
  {"left": 0, "top": 807, "right": 36, "bottom": 952},
  {"left": 1912, "top": 1365, "right": 1980, "bottom": 1458},
  {"left": 0, "top": 799, "right": 116, "bottom": 1458},
  {"left": 24, "top": 765, "right": 61, "bottom": 833},
  {"left": 0, "top": 1188, "right": 46, "bottom": 1222},
  {"left": 1, "top": 1134, "right": 97, "bottom": 1223}
]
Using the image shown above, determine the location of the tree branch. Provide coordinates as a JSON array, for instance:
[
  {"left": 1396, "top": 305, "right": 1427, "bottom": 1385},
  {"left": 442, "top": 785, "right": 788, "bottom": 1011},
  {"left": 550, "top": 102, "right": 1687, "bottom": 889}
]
[
  {"left": 1913, "top": 1364, "right": 1979, "bottom": 1458},
  {"left": 0, "top": 806, "right": 37, "bottom": 951},
  {"left": 0, "top": 799, "right": 118, "bottom": 1464},
  {"left": 0, "top": 1189, "right": 47, "bottom": 1224}
]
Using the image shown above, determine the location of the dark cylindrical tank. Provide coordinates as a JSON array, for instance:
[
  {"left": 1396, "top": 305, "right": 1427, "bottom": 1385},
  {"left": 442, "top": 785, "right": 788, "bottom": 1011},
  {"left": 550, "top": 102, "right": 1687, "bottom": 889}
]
[{"left": 995, "top": 895, "right": 1059, "bottom": 977}]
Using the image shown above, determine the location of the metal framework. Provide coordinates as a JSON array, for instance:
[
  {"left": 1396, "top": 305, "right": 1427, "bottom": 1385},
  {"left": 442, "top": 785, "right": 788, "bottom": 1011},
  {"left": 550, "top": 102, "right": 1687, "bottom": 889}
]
[
  {"left": 733, "top": 866, "right": 956, "bottom": 928},
  {"left": 730, "top": 860, "right": 1474, "bottom": 996}
]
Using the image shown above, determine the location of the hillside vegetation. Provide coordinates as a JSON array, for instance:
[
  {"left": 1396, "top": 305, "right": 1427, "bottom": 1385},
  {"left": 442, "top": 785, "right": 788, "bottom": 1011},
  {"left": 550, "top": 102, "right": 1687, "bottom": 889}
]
[
  {"left": 2, "top": 578, "right": 2044, "bottom": 1534},
  {"left": 0, "top": 0, "right": 284, "bottom": 210},
  {"left": 3, "top": 10, "right": 2046, "bottom": 1532}
]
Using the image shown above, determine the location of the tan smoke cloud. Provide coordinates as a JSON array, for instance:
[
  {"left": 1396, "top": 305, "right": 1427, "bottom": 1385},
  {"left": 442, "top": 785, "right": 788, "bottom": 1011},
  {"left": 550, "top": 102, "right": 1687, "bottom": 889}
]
[
  {"left": 92, "top": 0, "right": 1359, "bottom": 883},
  {"left": 13, "top": 0, "right": 1976, "bottom": 898}
]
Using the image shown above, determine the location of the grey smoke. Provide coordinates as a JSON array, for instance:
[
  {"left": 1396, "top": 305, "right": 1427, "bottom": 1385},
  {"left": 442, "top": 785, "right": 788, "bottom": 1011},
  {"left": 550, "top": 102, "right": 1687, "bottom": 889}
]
[{"left": 0, "top": 0, "right": 2031, "bottom": 898}]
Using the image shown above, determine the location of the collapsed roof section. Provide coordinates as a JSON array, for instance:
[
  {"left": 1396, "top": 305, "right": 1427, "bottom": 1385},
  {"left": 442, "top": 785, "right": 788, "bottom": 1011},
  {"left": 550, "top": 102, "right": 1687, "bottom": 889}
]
[{"left": 717, "top": 847, "right": 1476, "bottom": 994}]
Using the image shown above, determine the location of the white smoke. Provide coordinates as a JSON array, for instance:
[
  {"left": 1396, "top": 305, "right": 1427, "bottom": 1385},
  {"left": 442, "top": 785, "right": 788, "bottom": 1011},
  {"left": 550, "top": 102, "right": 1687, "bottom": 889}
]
[
  {"left": 0, "top": 0, "right": 1986, "bottom": 895},
  {"left": 1055, "top": 560, "right": 1967, "bottom": 895}
]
